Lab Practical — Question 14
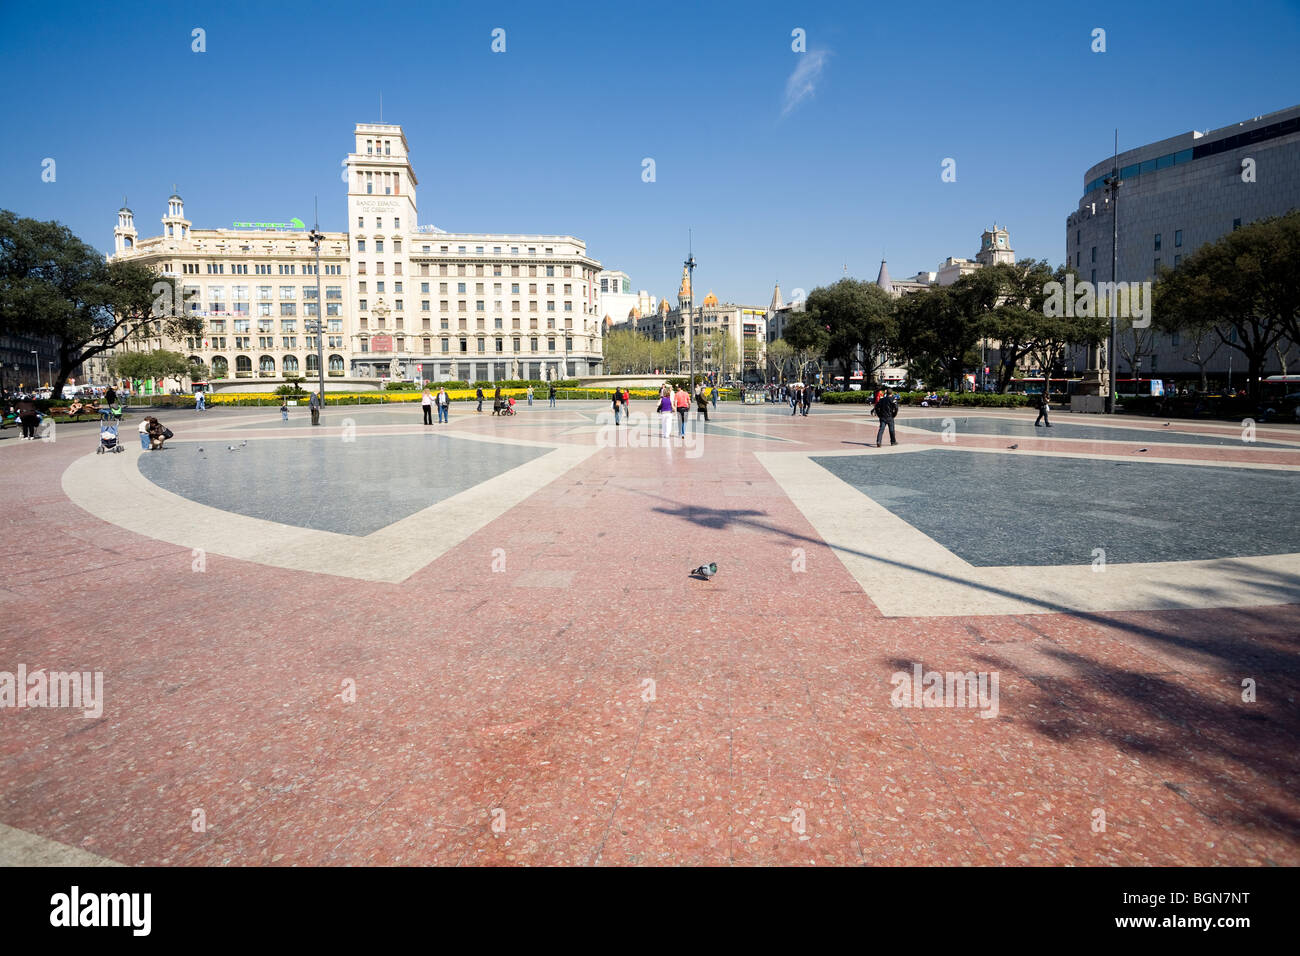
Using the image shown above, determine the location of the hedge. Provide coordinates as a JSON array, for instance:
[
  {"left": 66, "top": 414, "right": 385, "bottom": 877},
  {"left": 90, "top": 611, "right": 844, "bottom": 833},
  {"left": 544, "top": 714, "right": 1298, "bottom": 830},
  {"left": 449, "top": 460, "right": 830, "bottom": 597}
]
[{"left": 822, "top": 390, "right": 1034, "bottom": 408}]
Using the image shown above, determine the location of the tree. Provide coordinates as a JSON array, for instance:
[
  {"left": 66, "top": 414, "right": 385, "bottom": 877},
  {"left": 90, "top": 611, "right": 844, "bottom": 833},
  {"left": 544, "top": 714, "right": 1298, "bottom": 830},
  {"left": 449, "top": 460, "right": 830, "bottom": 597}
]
[
  {"left": 980, "top": 259, "right": 1106, "bottom": 393},
  {"left": 894, "top": 270, "right": 997, "bottom": 392},
  {"left": 107, "top": 349, "right": 203, "bottom": 387},
  {"left": 766, "top": 339, "right": 794, "bottom": 382},
  {"left": 1156, "top": 211, "right": 1298, "bottom": 400},
  {"left": 704, "top": 330, "right": 737, "bottom": 377},
  {"left": 804, "top": 279, "right": 895, "bottom": 385},
  {"left": 0, "top": 210, "right": 201, "bottom": 400},
  {"left": 781, "top": 311, "right": 829, "bottom": 383}
]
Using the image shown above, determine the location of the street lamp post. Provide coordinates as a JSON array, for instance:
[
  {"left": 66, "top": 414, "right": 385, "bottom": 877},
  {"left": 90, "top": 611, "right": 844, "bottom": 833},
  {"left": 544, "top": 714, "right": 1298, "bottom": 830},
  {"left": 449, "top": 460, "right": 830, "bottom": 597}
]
[
  {"left": 684, "top": 251, "right": 696, "bottom": 387},
  {"left": 1104, "top": 143, "right": 1122, "bottom": 414},
  {"left": 307, "top": 217, "right": 326, "bottom": 420},
  {"left": 30, "top": 350, "right": 38, "bottom": 392}
]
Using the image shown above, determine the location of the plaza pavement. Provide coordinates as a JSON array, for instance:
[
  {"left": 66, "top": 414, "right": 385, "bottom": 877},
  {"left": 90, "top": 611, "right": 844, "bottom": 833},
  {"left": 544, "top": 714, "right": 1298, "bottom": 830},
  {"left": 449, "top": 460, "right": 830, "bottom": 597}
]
[{"left": 1, "top": 398, "right": 1298, "bottom": 865}]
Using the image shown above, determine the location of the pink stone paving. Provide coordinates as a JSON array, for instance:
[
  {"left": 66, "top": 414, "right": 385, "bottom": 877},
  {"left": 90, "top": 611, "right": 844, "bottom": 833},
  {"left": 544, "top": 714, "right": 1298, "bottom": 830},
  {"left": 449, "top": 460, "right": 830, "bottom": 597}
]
[{"left": 1, "top": 402, "right": 1298, "bottom": 866}]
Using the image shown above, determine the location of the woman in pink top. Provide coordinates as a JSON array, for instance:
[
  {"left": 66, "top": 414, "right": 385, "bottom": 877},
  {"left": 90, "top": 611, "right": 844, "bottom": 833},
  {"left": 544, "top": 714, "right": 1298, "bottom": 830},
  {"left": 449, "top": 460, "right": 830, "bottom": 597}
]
[{"left": 674, "top": 386, "right": 690, "bottom": 438}]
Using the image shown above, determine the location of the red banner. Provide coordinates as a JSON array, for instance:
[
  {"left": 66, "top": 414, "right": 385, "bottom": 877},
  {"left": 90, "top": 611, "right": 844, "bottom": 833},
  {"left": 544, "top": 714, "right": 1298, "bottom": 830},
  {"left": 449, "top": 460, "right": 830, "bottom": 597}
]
[{"left": 371, "top": 334, "right": 393, "bottom": 352}]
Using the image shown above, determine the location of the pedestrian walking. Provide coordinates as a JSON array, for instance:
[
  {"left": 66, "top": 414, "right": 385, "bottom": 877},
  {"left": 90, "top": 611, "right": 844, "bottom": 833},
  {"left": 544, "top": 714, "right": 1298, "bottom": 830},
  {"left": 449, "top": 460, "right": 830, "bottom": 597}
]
[
  {"left": 621, "top": 388, "right": 630, "bottom": 422},
  {"left": 1034, "top": 392, "right": 1052, "bottom": 427},
  {"left": 527, "top": 385, "right": 534, "bottom": 407},
  {"left": 800, "top": 386, "right": 812, "bottom": 416},
  {"left": 492, "top": 386, "right": 503, "bottom": 416},
  {"left": 696, "top": 384, "right": 710, "bottom": 422},
  {"left": 790, "top": 385, "right": 800, "bottom": 416},
  {"left": 309, "top": 389, "right": 321, "bottom": 426},
  {"left": 674, "top": 384, "right": 690, "bottom": 438},
  {"left": 436, "top": 386, "right": 449, "bottom": 423},
  {"left": 711, "top": 385, "right": 718, "bottom": 410},
  {"left": 476, "top": 386, "right": 484, "bottom": 413},
  {"left": 873, "top": 387, "right": 899, "bottom": 447},
  {"left": 421, "top": 387, "right": 433, "bottom": 425},
  {"left": 548, "top": 383, "right": 557, "bottom": 408},
  {"left": 195, "top": 390, "right": 206, "bottom": 411},
  {"left": 612, "top": 389, "right": 622, "bottom": 425},
  {"left": 658, "top": 387, "right": 674, "bottom": 439},
  {"left": 280, "top": 401, "right": 289, "bottom": 422}
]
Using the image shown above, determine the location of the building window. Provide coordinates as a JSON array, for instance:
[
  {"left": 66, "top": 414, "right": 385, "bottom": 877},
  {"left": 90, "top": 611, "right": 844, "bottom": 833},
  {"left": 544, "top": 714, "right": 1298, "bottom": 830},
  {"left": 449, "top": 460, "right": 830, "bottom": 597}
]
[
  {"left": 1174, "top": 254, "right": 1181, "bottom": 267},
  {"left": 1154, "top": 258, "right": 1161, "bottom": 273},
  {"left": 1233, "top": 218, "right": 1242, "bottom": 230},
  {"left": 1174, "top": 230, "right": 1182, "bottom": 247},
  {"left": 1090, "top": 246, "right": 1096, "bottom": 263},
  {"left": 1154, "top": 233, "right": 1161, "bottom": 251}
]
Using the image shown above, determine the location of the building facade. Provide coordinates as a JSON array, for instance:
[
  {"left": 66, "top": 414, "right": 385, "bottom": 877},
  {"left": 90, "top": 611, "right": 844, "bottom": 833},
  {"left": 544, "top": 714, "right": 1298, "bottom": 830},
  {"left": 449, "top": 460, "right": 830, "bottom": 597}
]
[
  {"left": 108, "top": 123, "right": 605, "bottom": 387},
  {"left": 1066, "top": 104, "right": 1300, "bottom": 379},
  {"left": 633, "top": 269, "right": 767, "bottom": 375}
]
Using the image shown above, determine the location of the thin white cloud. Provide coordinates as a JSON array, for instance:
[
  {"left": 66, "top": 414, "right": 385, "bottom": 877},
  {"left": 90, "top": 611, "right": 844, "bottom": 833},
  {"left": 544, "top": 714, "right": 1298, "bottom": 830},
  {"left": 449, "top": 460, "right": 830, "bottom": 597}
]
[{"left": 781, "top": 49, "right": 830, "bottom": 117}]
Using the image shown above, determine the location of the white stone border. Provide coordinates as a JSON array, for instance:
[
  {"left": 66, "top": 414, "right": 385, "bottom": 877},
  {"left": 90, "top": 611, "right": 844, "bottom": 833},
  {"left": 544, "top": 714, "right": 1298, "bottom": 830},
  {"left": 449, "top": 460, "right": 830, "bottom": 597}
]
[
  {"left": 756, "top": 444, "right": 1300, "bottom": 617},
  {"left": 62, "top": 434, "right": 596, "bottom": 583}
]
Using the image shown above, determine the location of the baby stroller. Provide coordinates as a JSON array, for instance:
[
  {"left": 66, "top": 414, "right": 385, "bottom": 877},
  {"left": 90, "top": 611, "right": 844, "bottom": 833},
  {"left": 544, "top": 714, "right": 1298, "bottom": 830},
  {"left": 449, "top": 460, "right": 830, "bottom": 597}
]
[
  {"left": 501, "top": 397, "right": 517, "bottom": 416},
  {"left": 97, "top": 421, "right": 124, "bottom": 454}
]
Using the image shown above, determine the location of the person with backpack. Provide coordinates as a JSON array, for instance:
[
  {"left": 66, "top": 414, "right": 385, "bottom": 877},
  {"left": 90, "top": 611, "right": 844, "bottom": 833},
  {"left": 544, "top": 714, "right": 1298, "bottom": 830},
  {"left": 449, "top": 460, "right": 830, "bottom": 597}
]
[
  {"left": 873, "top": 387, "right": 899, "bottom": 447},
  {"left": 612, "top": 388, "right": 623, "bottom": 425}
]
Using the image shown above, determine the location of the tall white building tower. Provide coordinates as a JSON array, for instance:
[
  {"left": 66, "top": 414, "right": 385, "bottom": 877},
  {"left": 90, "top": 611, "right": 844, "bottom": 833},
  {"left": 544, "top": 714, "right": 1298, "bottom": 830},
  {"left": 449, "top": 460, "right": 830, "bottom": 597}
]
[{"left": 113, "top": 201, "right": 137, "bottom": 254}]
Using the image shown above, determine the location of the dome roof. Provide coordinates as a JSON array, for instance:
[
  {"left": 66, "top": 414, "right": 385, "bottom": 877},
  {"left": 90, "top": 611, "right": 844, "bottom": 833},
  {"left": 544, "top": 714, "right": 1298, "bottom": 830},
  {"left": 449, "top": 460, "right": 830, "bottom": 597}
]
[
  {"left": 702, "top": 291, "right": 718, "bottom": 307},
  {"left": 629, "top": 306, "right": 642, "bottom": 319},
  {"left": 659, "top": 298, "right": 671, "bottom": 313},
  {"left": 603, "top": 314, "right": 612, "bottom": 326}
]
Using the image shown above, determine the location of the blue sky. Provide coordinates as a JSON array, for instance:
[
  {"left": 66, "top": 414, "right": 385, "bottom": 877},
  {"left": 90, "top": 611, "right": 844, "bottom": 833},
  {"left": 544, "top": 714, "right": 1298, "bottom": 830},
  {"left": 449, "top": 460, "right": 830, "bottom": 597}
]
[{"left": 2, "top": 0, "right": 1297, "bottom": 307}]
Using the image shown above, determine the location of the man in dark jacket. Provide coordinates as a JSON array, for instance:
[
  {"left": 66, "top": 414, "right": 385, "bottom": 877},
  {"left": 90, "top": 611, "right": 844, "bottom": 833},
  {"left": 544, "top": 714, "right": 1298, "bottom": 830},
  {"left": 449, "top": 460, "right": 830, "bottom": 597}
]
[
  {"left": 476, "top": 386, "right": 484, "bottom": 413},
  {"left": 873, "top": 388, "right": 899, "bottom": 447},
  {"left": 1035, "top": 392, "right": 1052, "bottom": 427}
]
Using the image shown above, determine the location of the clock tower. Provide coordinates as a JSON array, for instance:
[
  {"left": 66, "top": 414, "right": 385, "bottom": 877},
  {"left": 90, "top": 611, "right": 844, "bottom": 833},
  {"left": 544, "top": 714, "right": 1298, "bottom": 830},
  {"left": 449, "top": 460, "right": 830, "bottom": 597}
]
[{"left": 976, "top": 224, "right": 1014, "bottom": 266}]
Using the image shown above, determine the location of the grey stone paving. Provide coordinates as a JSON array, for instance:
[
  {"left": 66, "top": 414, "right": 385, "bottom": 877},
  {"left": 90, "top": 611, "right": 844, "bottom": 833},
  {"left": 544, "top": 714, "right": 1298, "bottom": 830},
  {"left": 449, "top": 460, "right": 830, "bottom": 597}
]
[
  {"left": 900, "top": 415, "right": 1292, "bottom": 447},
  {"left": 138, "top": 434, "right": 547, "bottom": 535},
  {"left": 811, "top": 447, "right": 1300, "bottom": 566}
]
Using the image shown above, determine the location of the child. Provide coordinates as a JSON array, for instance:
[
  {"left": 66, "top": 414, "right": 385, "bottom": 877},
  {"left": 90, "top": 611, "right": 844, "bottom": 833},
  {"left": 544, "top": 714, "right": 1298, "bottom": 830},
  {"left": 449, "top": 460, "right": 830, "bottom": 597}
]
[{"left": 281, "top": 401, "right": 289, "bottom": 422}]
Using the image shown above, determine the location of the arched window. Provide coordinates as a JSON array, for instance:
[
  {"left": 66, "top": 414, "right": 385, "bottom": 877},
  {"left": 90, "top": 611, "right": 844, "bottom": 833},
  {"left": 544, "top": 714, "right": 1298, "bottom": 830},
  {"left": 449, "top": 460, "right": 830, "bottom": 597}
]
[
  {"left": 328, "top": 354, "right": 345, "bottom": 372},
  {"left": 211, "top": 356, "right": 228, "bottom": 378},
  {"left": 235, "top": 355, "right": 252, "bottom": 372},
  {"left": 305, "top": 354, "right": 319, "bottom": 372},
  {"left": 282, "top": 355, "right": 299, "bottom": 373},
  {"left": 259, "top": 355, "right": 275, "bottom": 375},
  {"left": 188, "top": 355, "right": 202, "bottom": 366}
]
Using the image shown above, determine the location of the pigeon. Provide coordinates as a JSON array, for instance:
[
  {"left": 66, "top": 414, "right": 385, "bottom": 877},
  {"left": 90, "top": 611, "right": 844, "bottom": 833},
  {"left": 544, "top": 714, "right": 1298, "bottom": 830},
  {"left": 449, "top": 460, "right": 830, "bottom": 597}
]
[
  {"left": 197, "top": 447, "right": 203, "bottom": 453},
  {"left": 227, "top": 445, "right": 236, "bottom": 451},
  {"left": 1007, "top": 443, "right": 1018, "bottom": 449},
  {"left": 690, "top": 562, "right": 718, "bottom": 580},
  {"left": 1162, "top": 422, "right": 1171, "bottom": 427},
  {"left": 1137, "top": 448, "right": 1148, "bottom": 453},
  {"left": 240, "top": 440, "right": 247, "bottom": 448}
]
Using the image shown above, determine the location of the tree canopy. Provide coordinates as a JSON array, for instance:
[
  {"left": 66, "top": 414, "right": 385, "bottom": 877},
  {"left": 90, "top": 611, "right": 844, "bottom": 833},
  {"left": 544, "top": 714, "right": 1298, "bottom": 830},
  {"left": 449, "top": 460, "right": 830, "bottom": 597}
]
[
  {"left": 803, "top": 279, "right": 894, "bottom": 382},
  {"left": 0, "top": 210, "right": 201, "bottom": 397},
  {"left": 1155, "top": 209, "right": 1299, "bottom": 398}
]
